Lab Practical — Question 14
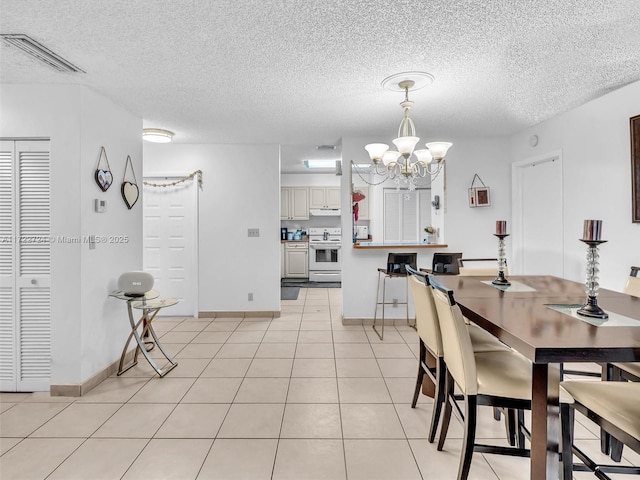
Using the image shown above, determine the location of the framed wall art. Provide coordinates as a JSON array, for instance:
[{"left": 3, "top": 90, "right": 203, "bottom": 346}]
[
  {"left": 468, "top": 173, "right": 491, "bottom": 208},
  {"left": 632, "top": 115, "right": 640, "bottom": 222},
  {"left": 94, "top": 146, "right": 113, "bottom": 192}
]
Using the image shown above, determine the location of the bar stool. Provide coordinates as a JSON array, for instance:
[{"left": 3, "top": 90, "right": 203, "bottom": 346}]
[{"left": 372, "top": 252, "right": 417, "bottom": 340}]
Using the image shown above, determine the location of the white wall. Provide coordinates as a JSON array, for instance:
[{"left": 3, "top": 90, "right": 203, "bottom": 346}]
[
  {"left": 341, "top": 135, "right": 511, "bottom": 320},
  {"left": 0, "top": 84, "right": 142, "bottom": 386},
  {"left": 143, "top": 143, "right": 280, "bottom": 313},
  {"left": 510, "top": 80, "right": 640, "bottom": 291}
]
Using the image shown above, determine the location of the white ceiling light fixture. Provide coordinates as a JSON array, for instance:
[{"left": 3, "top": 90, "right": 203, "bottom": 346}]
[
  {"left": 357, "top": 72, "right": 452, "bottom": 190},
  {"left": 142, "top": 128, "right": 174, "bottom": 143}
]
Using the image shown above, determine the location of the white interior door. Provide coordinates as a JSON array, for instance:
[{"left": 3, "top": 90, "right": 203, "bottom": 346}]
[
  {"left": 0, "top": 140, "right": 52, "bottom": 392},
  {"left": 143, "top": 176, "right": 198, "bottom": 317},
  {"left": 512, "top": 152, "right": 563, "bottom": 276}
]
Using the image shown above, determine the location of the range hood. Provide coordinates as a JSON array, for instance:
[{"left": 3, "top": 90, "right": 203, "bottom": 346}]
[{"left": 309, "top": 208, "right": 341, "bottom": 216}]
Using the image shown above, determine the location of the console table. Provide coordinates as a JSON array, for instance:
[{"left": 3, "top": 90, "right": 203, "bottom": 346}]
[{"left": 110, "top": 290, "right": 179, "bottom": 377}]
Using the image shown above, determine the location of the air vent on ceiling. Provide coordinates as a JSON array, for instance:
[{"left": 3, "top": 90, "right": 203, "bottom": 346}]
[{"left": 0, "top": 34, "right": 85, "bottom": 73}]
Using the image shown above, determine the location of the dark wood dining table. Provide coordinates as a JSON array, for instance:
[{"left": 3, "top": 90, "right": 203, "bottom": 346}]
[{"left": 432, "top": 275, "right": 640, "bottom": 480}]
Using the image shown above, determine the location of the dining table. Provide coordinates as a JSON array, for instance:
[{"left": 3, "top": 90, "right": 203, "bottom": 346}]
[{"left": 432, "top": 274, "right": 640, "bottom": 480}]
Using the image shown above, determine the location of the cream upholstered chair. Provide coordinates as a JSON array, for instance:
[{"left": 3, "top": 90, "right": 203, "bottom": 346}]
[
  {"left": 406, "top": 267, "right": 446, "bottom": 442},
  {"left": 428, "top": 274, "right": 536, "bottom": 480},
  {"left": 623, "top": 266, "right": 640, "bottom": 297},
  {"left": 406, "top": 266, "right": 514, "bottom": 445},
  {"left": 602, "top": 266, "right": 640, "bottom": 460},
  {"left": 611, "top": 267, "right": 640, "bottom": 380},
  {"left": 457, "top": 257, "right": 508, "bottom": 277},
  {"left": 560, "top": 381, "right": 640, "bottom": 479}
]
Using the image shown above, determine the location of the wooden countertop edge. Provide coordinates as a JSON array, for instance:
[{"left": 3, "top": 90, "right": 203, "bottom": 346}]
[{"left": 352, "top": 243, "right": 449, "bottom": 249}]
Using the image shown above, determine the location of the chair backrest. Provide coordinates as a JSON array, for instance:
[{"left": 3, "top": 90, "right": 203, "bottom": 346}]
[
  {"left": 624, "top": 266, "right": 640, "bottom": 297},
  {"left": 432, "top": 252, "right": 462, "bottom": 275},
  {"left": 457, "top": 258, "right": 508, "bottom": 276},
  {"left": 406, "top": 266, "right": 443, "bottom": 356},
  {"left": 386, "top": 252, "right": 417, "bottom": 275},
  {"left": 428, "top": 274, "right": 478, "bottom": 395}
]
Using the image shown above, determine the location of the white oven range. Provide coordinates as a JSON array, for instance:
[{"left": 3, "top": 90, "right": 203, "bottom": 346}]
[{"left": 308, "top": 227, "right": 341, "bottom": 282}]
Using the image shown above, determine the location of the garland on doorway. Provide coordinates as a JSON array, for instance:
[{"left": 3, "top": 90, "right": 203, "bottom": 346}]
[{"left": 142, "top": 170, "right": 203, "bottom": 189}]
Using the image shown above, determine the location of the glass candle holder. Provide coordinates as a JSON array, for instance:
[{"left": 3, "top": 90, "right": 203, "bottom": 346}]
[
  {"left": 492, "top": 233, "right": 511, "bottom": 286},
  {"left": 576, "top": 239, "right": 608, "bottom": 319}
]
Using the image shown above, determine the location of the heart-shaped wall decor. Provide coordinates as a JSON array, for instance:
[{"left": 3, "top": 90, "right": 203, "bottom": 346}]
[
  {"left": 121, "top": 181, "right": 139, "bottom": 209},
  {"left": 95, "top": 169, "right": 113, "bottom": 192}
]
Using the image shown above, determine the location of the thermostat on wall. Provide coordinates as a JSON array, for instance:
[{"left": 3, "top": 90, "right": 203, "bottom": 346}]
[{"left": 94, "top": 199, "right": 107, "bottom": 213}]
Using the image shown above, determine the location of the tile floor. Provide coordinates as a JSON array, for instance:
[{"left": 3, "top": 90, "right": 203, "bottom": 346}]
[{"left": 1, "top": 288, "right": 639, "bottom": 479}]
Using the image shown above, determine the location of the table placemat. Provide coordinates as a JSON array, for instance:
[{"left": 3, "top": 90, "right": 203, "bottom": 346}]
[
  {"left": 481, "top": 280, "right": 537, "bottom": 292},
  {"left": 545, "top": 304, "right": 640, "bottom": 327}
]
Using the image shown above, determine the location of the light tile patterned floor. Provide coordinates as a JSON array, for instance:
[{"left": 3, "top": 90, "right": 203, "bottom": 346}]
[{"left": 1, "top": 287, "right": 639, "bottom": 479}]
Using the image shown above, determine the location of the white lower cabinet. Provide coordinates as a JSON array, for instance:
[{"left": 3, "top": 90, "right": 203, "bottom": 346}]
[
  {"left": 284, "top": 242, "right": 308, "bottom": 278},
  {"left": 281, "top": 242, "right": 285, "bottom": 278}
]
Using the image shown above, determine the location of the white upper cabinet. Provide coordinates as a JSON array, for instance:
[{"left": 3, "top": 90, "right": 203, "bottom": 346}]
[
  {"left": 281, "top": 187, "right": 309, "bottom": 220},
  {"left": 309, "top": 187, "right": 340, "bottom": 209}
]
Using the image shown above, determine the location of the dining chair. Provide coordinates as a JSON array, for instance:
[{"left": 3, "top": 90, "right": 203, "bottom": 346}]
[
  {"left": 428, "top": 274, "right": 535, "bottom": 480},
  {"left": 372, "top": 252, "right": 417, "bottom": 340},
  {"left": 407, "top": 266, "right": 516, "bottom": 446},
  {"left": 406, "top": 266, "right": 446, "bottom": 442},
  {"left": 601, "top": 265, "right": 640, "bottom": 459},
  {"left": 560, "top": 380, "right": 640, "bottom": 479},
  {"left": 457, "top": 257, "right": 507, "bottom": 277}
]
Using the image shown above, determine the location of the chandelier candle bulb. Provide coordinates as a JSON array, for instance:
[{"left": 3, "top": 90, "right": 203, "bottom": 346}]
[
  {"left": 583, "top": 219, "right": 602, "bottom": 241},
  {"left": 496, "top": 221, "right": 507, "bottom": 235}
]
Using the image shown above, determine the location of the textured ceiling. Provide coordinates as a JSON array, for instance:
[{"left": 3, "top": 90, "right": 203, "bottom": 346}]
[{"left": 2, "top": 0, "right": 640, "bottom": 173}]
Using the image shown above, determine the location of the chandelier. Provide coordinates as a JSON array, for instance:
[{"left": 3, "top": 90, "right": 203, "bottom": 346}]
[{"left": 359, "top": 72, "right": 452, "bottom": 190}]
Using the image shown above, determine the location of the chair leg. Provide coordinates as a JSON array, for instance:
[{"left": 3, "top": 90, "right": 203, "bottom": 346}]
[
  {"left": 560, "top": 402, "right": 574, "bottom": 480},
  {"left": 516, "top": 409, "right": 525, "bottom": 449},
  {"left": 429, "top": 357, "right": 447, "bottom": 444},
  {"left": 412, "top": 340, "right": 426, "bottom": 408},
  {"left": 405, "top": 276, "right": 413, "bottom": 328},
  {"left": 437, "top": 372, "right": 454, "bottom": 451},
  {"left": 505, "top": 408, "right": 517, "bottom": 447},
  {"left": 458, "top": 396, "right": 478, "bottom": 480},
  {"left": 610, "top": 437, "right": 623, "bottom": 462},
  {"left": 372, "top": 271, "right": 384, "bottom": 340}
]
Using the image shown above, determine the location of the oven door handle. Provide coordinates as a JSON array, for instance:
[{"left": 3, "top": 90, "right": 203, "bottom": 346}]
[{"left": 310, "top": 244, "right": 341, "bottom": 250}]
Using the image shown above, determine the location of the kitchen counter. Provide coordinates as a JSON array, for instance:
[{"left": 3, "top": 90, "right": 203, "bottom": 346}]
[
  {"left": 353, "top": 242, "right": 448, "bottom": 249},
  {"left": 281, "top": 237, "right": 308, "bottom": 244}
]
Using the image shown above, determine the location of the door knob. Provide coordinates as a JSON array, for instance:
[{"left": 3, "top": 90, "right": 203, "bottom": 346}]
[{"left": 31, "top": 279, "right": 37, "bottom": 285}]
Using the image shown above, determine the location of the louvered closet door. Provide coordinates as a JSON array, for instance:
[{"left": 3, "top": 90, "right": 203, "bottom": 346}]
[{"left": 0, "top": 140, "right": 51, "bottom": 392}]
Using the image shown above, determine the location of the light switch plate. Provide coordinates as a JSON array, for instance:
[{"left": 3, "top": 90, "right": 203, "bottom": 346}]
[{"left": 248, "top": 228, "right": 260, "bottom": 237}]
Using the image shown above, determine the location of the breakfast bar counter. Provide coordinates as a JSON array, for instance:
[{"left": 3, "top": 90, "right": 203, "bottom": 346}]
[{"left": 352, "top": 242, "right": 448, "bottom": 249}]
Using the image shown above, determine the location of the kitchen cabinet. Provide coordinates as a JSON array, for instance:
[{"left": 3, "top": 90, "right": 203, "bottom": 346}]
[
  {"left": 354, "top": 186, "right": 369, "bottom": 220},
  {"left": 284, "top": 242, "right": 308, "bottom": 278},
  {"left": 309, "top": 187, "right": 340, "bottom": 209},
  {"left": 281, "top": 187, "right": 309, "bottom": 220}
]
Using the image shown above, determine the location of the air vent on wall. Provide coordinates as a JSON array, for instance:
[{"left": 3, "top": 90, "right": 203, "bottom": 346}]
[{"left": 0, "top": 34, "right": 85, "bottom": 73}]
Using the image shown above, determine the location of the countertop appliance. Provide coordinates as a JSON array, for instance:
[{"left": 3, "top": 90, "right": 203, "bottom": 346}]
[
  {"left": 355, "top": 225, "right": 368, "bottom": 240},
  {"left": 281, "top": 227, "right": 288, "bottom": 240},
  {"left": 308, "top": 227, "right": 341, "bottom": 282}
]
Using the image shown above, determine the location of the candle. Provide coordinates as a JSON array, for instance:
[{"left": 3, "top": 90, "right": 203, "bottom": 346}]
[
  {"left": 496, "top": 220, "right": 507, "bottom": 235},
  {"left": 583, "top": 219, "right": 602, "bottom": 241}
]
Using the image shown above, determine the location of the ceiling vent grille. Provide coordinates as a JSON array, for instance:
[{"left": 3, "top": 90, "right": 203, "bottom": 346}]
[{"left": 0, "top": 34, "right": 85, "bottom": 73}]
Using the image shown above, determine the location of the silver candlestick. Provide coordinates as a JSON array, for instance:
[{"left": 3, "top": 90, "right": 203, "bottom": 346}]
[
  {"left": 576, "top": 239, "right": 608, "bottom": 319},
  {"left": 492, "top": 234, "right": 511, "bottom": 286}
]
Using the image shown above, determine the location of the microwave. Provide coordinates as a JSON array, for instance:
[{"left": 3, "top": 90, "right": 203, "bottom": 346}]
[{"left": 355, "top": 225, "right": 369, "bottom": 239}]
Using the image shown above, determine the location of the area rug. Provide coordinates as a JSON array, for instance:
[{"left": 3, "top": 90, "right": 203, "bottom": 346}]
[{"left": 281, "top": 286, "right": 300, "bottom": 300}]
